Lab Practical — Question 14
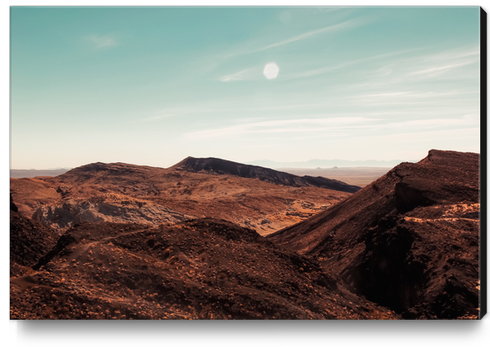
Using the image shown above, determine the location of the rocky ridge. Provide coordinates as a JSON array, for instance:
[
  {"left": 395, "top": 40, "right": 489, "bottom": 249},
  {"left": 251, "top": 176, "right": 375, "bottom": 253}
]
[
  {"left": 173, "top": 156, "right": 361, "bottom": 193},
  {"left": 268, "top": 150, "right": 481, "bottom": 319}
]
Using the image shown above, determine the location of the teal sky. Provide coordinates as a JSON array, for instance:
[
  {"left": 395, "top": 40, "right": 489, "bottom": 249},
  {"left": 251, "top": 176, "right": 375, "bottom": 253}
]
[{"left": 10, "top": 6, "right": 481, "bottom": 169}]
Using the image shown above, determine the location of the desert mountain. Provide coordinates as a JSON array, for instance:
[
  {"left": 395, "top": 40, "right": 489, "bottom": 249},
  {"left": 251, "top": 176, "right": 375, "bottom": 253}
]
[
  {"left": 10, "top": 218, "right": 397, "bottom": 319},
  {"left": 173, "top": 157, "right": 361, "bottom": 193},
  {"left": 268, "top": 150, "right": 481, "bottom": 319},
  {"left": 10, "top": 160, "right": 353, "bottom": 235}
]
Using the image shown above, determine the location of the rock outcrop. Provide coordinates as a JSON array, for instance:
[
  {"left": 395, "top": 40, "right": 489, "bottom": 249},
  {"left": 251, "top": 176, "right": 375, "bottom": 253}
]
[
  {"left": 268, "top": 150, "right": 481, "bottom": 319},
  {"left": 32, "top": 198, "right": 194, "bottom": 232}
]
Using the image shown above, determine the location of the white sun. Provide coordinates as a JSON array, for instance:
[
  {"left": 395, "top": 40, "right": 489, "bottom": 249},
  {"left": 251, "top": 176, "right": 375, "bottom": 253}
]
[{"left": 263, "top": 62, "right": 279, "bottom": 80}]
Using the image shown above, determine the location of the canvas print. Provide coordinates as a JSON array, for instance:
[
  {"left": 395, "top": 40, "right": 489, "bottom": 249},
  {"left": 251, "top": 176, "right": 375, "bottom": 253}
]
[{"left": 10, "top": 6, "right": 485, "bottom": 320}]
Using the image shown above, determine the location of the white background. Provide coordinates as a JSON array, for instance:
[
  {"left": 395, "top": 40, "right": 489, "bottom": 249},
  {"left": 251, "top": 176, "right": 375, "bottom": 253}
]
[{"left": 3, "top": 1, "right": 489, "bottom": 346}]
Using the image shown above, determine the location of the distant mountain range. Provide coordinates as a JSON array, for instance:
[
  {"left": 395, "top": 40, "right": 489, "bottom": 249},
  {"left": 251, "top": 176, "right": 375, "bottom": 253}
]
[
  {"left": 247, "top": 158, "right": 407, "bottom": 169},
  {"left": 10, "top": 168, "right": 70, "bottom": 178},
  {"left": 10, "top": 158, "right": 406, "bottom": 179}
]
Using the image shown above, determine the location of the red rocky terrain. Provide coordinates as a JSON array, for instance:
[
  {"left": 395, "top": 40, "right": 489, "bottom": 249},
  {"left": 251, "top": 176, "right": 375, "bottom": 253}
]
[
  {"left": 268, "top": 150, "right": 482, "bottom": 319},
  {"left": 10, "top": 150, "right": 483, "bottom": 320},
  {"left": 10, "top": 159, "right": 353, "bottom": 235},
  {"left": 10, "top": 217, "right": 397, "bottom": 319},
  {"left": 10, "top": 161, "right": 357, "bottom": 235}
]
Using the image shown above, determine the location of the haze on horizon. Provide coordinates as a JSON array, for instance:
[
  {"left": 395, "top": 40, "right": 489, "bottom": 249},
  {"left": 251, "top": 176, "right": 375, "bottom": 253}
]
[{"left": 10, "top": 7, "right": 480, "bottom": 170}]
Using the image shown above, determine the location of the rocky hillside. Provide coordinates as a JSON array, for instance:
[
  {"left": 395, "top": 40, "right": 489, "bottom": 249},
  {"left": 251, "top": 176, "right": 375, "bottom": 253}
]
[
  {"left": 11, "top": 219, "right": 397, "bottom": 320},
  {"left": 11, "top": 160, "right": 352, "bottom": 235},
  {"left": 268, "top": 150, "right": 481, "bottom": 319}
]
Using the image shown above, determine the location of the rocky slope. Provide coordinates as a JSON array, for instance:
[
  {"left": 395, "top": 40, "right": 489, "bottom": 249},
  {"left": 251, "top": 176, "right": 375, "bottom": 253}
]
[
  {"left": 11, "top": 160, "right": 352, "bottom": 235},
  {"left": 173, "top": 157, "right": 361, "bottom": 193},
  {"left": 10, "top": 219, "right": 397, "bottom": 320},
  {"left": 10, "top": 194, "right": 58, "bottom": 277},
  {"left": 268, "top": 150, "right": 481, "bottom": 319}
]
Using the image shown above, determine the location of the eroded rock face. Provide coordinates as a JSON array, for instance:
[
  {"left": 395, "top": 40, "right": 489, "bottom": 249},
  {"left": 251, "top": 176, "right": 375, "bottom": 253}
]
[
  {"left": 268, "top": 150, "right": 481, "bottom": 319},
  {"left": 342, "top": 219, "right": 425, "bottom": 313},
  {"left": 10, "top": 193, "right": 18, "bottom": 212},
  {"left": 32, "top": 198, "right": 194, "bottom": 232},
  {"left": 394, "top": 182, "right": 436, "bottom": 214},
  {"left": 10, "top": 196, "right": 58, "bottom": 277}
]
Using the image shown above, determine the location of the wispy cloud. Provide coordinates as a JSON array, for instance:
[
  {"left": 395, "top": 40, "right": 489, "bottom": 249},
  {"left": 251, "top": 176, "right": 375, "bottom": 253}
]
[
  {"left": 86, "top": 34, "right": 119, "bottom": 49},
  {"left": 348, "top": 90, "right": 476, "bottom": 103},
  {"left": 259, "top": 19, "right": 360, "bottom": 52},
  {"left": 284, "top": 48, "right": 420, "bottom": 80},
  {"left": 353, "top": 127, "right": 480, "bottom": 148},
  {"left": 224, "top": 18, "right": 367, "bottom": 59},
  {"left": 391, "top": 46, "right": 479, "bottom": 80},
  {"left": 185, "top": 112, "right": 478, "bottom": 141},
  {"left": 289, "top": 62, "right": 352, "bottom": 79},
  {"left": 409, "top": 59, "right": 478, "bottom": 77},
  {"left": 185, "top": 116, "right": 378, "bottom": 139},
  {"left": 337, "top": 45, "right": 480, "bottom": 94},
  {"left": 418, "top": 46, "right": 480, "bottom": 63},
  {"left": 133, "top": 114, "right": 175, "bottom": 123},
  {"left": 218, "top": 37, "right": 406, "bottom": 83},
  {"left": 361, "top": 92, "right": 412, "bottom": 98},
  {"left": 379, "top": 117, "right": 478, "bottom": 130},
  {"left": 218, "top": 68, "right": 257, "bottom": 82}
]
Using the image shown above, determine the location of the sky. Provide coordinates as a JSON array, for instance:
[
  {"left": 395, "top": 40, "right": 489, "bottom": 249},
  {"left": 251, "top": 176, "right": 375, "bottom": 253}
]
[{"left": 9, "top": 6, "right": 481, "bottom": 169}]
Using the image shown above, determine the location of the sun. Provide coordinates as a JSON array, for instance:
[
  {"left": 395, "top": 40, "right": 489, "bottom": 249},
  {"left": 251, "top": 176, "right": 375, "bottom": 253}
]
[{"left": 263, "top": 62, "right": 280, "bottom": 80}]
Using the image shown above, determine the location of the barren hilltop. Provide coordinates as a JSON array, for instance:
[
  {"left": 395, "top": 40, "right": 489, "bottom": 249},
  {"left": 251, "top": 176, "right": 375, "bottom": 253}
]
[{"left": 174, "top": 156, "right": 361, "bottom": 193}]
